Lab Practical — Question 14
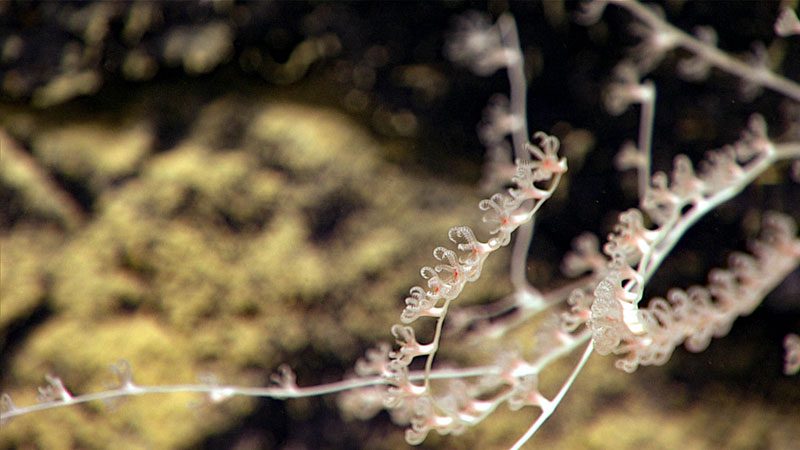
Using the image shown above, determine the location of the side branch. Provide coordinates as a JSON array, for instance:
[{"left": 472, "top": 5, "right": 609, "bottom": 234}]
[{"left": 608, "top": 0, "right": 800, "bottom": 102}]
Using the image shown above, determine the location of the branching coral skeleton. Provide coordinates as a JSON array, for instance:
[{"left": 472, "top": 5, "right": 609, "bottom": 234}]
[{"left": 2, "top": 1, "right": 799, "bottom": 447}]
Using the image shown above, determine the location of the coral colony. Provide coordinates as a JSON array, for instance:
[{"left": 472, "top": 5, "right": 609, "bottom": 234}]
[{"left": 3, "top": 2, "right": 799, "bottom": 448}]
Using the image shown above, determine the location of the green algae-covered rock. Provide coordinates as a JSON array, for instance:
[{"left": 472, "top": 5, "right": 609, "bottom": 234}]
[{"left": 0, "top": 95, "right": 494, "bottom": 449}]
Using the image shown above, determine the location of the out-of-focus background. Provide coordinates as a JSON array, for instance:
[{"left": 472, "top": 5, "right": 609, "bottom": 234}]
[{"left": 1, "top": 1, "right": 798, "bottom": 449}]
